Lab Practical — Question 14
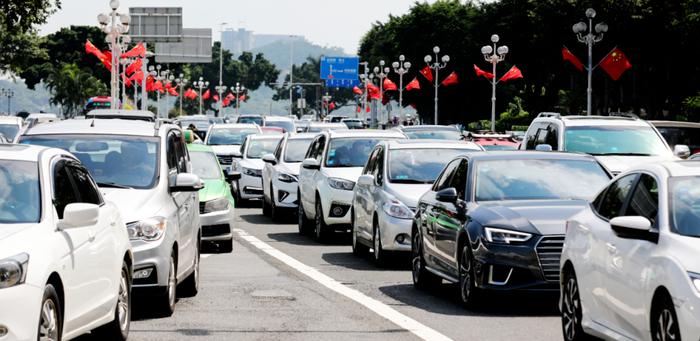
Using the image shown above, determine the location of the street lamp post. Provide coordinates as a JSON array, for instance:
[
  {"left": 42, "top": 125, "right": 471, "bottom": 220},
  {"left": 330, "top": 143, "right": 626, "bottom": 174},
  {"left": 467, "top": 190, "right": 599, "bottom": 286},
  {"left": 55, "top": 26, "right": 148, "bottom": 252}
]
[
  {"left": 97, "top": 0, "right": 130, "bottom": 110},
  {"left": 322, "top": 93, "right": 332, "bottom": 119},
  {"left": 481, "top": 35, "right": 508, "bottom": 132},
  {"left": 359, "top": 62, "right": 369, "bottom": 118},
  {"left": 573, "top": 8, "right": 608, "bottom": 116},
  {"left": 175, "top": 74, "right": 188, "bottom": 117},
  {"left": 196, "top": 77, "right": 209, "bottom": 115},
  {"left": 392, "top": 55, "right": 411, "bottom": 121},
  {"left": 424, "top": 46, "right": 449, "bottom": 125},
  {"left": 215, "top": 84, "right": 227, "bottom": 116},
  {"left": 373, "top": 60, "right": 390, "bottom": 128},
  {"left": 0, "top": 89, "right": 14, "bottom": 114},
  {"left": 217, "top": 22, "right": 227, "bottom": 116},
  {"left": 233, "top": 82, "right": 246, "bottom": 116},
  {"left": 149, "top": 65, "right": 170, "bottom": 118}
]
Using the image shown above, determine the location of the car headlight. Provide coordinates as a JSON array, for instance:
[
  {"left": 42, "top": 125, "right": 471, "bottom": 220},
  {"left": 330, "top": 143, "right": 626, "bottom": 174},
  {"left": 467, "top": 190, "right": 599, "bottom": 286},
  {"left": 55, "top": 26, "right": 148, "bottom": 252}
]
[
  {"left": 328, "top": 177, "right": 355, "bottom": 191},
  {"left": 0, "top": 253, "right": 29, "bottom": 289},
  {"left": 203, "top": 197, "right": 230, "bottom": 213},
  {"left": 127, "top": 217, "right": 167, "bottom": 241},
  {"left": 243, "top": 167, "right": 262, "bottom": 177},
  {"left": 383, "top": 199, "right": 413, "bottom": 219},
  {"left": 690, "top": 272, "right": 700, "bottom": 293},
  {"left": 278, "top": 173, "right": 298, "bottom": 183},
  {"left": 484, "top": 227, "right": 532, "bottom": 244}
]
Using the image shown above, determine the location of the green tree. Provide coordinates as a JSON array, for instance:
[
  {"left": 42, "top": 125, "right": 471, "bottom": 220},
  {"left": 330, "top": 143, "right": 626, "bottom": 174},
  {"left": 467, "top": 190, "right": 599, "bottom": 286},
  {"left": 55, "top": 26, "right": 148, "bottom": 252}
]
[
  {"left": 0, "top": 0, "right": 61, "bottom": 73},
  {"left": 45, "top": 63, "right": 108, "bottom": 117}
]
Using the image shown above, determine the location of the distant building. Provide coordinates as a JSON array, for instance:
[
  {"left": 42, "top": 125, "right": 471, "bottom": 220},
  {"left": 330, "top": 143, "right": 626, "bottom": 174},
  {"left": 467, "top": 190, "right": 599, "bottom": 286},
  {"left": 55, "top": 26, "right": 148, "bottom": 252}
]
[{"left": 221, "top": 28, "right": 304, "bottom": 55}]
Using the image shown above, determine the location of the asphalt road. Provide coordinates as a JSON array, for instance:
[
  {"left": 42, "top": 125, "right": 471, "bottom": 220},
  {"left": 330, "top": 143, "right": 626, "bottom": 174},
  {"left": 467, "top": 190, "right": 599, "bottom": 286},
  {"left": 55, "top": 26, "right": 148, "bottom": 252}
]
[{"left": 81, "top": 205, "right": 564, "bottom": 341}]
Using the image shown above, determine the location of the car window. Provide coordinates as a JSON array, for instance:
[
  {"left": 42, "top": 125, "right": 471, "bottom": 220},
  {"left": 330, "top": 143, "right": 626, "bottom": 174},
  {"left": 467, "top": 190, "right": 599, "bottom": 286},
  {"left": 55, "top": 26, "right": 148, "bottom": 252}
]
[
  {"left": 448, "top": 159, "right": 468, "bottom": 200},
  {"left": 525, "top": 123, "right": 546, "bottom": 150},
  {"left": 374, "top": 147, "right": 385, "bottom": 185},
  {"left": 564, "top": 125, "right": 669, "bottom": 156},
  {"left": 545, "top": 124, "right": 559, "bottom": 150},
  {"left": 305, "top": 137, "right": 319, "bottom": 159},
  {"left": 68, "top": 162, "right": 103, "bottom": 205},
  {"left": 625, "top": 174, "right": 658, "bottom": 225},
  {"left": 284, "top": 139, "right": 314, "bottom": 163},
  {"left": 433, "top": 159, "right": 460, "bottom": 191},
  {"left": 174, "top": 131, "right": 189, "bottom": 173},
  {"left": 274, "top": 138, "right": 284, "bottom": 160},
  {"left": 190, "top": 151, "right": 222, "bottom": 180},
  {"left": 597, "top": 174, "right": 638, "bottom": 220},
  {"left": 363, "top": 147, "right": 379, "bottom": 175},
  {"left": 0, "top": 160, "right": 41, "bottom": 223},
  {"left": 53, "top": 160, "right": 80, "bottom": 219},
  {"left": 246, "top": 138, "right": 282, "bottom": 159},
  {"left": 167, "top": 132, "right": 179, "bottom": 173}
]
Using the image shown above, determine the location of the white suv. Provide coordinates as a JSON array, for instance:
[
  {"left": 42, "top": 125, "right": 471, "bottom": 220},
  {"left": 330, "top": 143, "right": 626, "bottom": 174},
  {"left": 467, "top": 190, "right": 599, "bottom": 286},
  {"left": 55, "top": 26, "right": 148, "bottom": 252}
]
[
  {"left": 21, "top": 119, "right": 203, "bottom": 316},
  {"left": 520, "top": 113, "right": 686, "bottom": 174},
  {"left": 230, "top": 133, "right": 283, "bottom": 204},
  {"left": 560, "top": 161, "right": 700, "bottom": 341},
  {"left": 0, "top": 145, "right": 132, "bottom": 340},
  {"left": 261, "top": 132, "right": 316, "bottom": 221},
  {"left": 298, "top": 129, "right": 405, "bottom": 241},
  {"left": 205, "top": 123, "right": 262, "bottom": 170}
]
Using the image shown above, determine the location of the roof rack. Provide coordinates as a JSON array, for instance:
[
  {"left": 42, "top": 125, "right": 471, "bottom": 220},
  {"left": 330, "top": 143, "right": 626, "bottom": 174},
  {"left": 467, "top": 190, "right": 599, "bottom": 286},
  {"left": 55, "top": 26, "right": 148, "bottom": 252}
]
[
  {"left": 537, "top": 112, "right": 561, "bottom": 119},
  {"left": 608, "top": 112, "right": 639, "bottom": 119}
]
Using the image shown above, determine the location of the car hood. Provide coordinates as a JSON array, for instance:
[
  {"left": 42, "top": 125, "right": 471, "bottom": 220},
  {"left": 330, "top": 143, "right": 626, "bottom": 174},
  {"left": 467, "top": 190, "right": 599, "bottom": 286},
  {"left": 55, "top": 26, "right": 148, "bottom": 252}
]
[
  {"left": 210, "top": 145, "right": 241, "bottom": 155},
  {"left": 101, "top": 188, "right": 165, "bottom": 223},
  {"left": 595, "top": 155, "right": 676, "bottom": 175},
  {"left": 322, "top": 167, "right": 363, "bottom": 182},
  {"left": 240, "top": 159, "right": 264, "bottom": 170},
  {"left": 0, "top": 224, "right": 40, "bottom": 257},
  {"left": 470, "top": 199, "right": 590, "bottom": 236},
  {"left": 385, "top": 183, "right": 433, "bottom": 208},
  {"left": 199, "top": 179, "right": 228, "bottom": 202},
  {"left": 279, "top": 162, "right": 301, "bottom": 176}
]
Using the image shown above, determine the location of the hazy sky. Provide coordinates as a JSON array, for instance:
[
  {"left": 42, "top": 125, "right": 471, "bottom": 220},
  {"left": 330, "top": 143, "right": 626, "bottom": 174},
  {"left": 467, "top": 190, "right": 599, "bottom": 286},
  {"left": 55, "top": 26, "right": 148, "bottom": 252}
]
[{"left": 40, "top": 0, "right": 439, "bottom": 54}]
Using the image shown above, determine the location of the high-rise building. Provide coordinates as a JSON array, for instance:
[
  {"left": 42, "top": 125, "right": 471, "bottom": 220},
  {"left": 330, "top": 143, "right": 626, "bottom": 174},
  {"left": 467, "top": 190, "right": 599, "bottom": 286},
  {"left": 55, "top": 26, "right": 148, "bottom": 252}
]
[{"left": 221, "top": 28, "right": 254, "bottom": 55}]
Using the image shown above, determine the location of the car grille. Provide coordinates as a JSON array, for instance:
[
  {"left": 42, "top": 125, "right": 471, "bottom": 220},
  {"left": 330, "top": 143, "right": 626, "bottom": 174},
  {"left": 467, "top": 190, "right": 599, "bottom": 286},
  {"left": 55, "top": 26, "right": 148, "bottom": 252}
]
[
  {"left": 535, "top": 235, "right": 565, "bottom": 282},
  {"left": 217, "top": 155, "right": 233, "bottom": 165}
]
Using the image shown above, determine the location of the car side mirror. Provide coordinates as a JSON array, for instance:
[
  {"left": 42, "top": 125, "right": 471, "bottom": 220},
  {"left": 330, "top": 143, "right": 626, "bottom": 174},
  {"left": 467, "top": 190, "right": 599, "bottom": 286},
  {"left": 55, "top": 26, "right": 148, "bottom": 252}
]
[
  {"left": 170, "top": 173, "right": 204, "bottom": 192},
  {"left": 610, "top": 216, "right": 658, "bottom": 242},
  {"left": 58, "top": 203, "right": 99, "bottom": 229},
  {"left": 357, "top": 174, "right": 375, "bottom": 187},
  {"left": 262, "top": 153, "right": 277, "bottom": 165},
  {"left": 224, "top": 169, "right": 241, "bottom": 181},
  {"left": 302, "top": 158, "right": 320, "bottom": 170},
  {"left": 436, "top": 187, "right": 459, "bottom": 203},
  {"left": 674, "top": 144, "right": 690, "bottom": 159}
]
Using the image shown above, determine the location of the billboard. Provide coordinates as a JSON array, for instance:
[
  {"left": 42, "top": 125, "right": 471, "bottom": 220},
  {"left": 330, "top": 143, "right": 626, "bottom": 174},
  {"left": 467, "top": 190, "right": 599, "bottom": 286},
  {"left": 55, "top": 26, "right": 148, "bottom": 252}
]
[
  {"left": 129, "top": 7, "right": 183, "bottom": 43},
  {"left": 155, "top": 28, "right": 212, "bottom": 63},
  {"left": 320, "top": 56, "right": 359, "bottom": 80}
]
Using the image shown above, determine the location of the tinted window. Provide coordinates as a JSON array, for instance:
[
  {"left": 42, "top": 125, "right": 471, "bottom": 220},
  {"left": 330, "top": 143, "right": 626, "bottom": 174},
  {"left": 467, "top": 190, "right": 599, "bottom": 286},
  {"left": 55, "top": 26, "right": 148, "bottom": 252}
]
[
  {"left": 388, "top": 148, "right": 476, "bottom": 184},
  {"left": 284, "top": 139, "right": 314, "bottom": 163},
  {"left": 0, "top": 160, "right": 41, "bottom": 223},
  {"left": 374, "top": 147, "right": 385, "bottom": 185},
  {"left": 597, "top": 174, "right": 638, "bottom": 220},
  {"left": 246, "top": 138, "right": 282, "bottom": 159},
  {"left": 564, "top": 126, "right": 669, "bottom": 156},
  {"left": 69, "top": 163, "right": 103, "bottom": 205},
  {"left": 545, "top": 125, "right": 559, "bottom": 150},
  {"left": 265, "top": 120, "right": 295, "bottom": 133},
  {"left": 669, "top": 176, "right": 700, "bottom": 237},
  {"left": 449, "top": 160, "right": 468, "bottom": 200},
  {"left": 53, "top": 160, "right": 79, "bottom": 219},
  {"left": 238, "top": 116, "right": 264, "bottom": 126},
  {"left": 656, "top": 126, "right": 700, "bottom": 153},
  {"left": 433, "top": 159, "right": 460, "bottom": 191},
  {"left": 625, "top": 174, "right": 658, "bottom": 225},
  {"left": 363, "top": 148, "right": 379, "bottom": 175},
  {"left": 207, "top": 128, "right": 259, "bottom": 145},
  {"left": 525, "top": 123, "right": 546, "bottom": 149},
  {"left": 325, "top": 138, "right": 394, "bottom": 168}
]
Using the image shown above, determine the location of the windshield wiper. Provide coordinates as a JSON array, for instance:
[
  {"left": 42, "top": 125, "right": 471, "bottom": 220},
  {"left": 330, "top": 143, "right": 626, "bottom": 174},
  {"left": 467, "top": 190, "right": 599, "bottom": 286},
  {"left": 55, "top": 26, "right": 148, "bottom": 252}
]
[
  {"left": 96, "top": 182, "right": 133, "bottom": 189},
  {"left": 594, "top": 152, "right": 653, "bottom": 156}
]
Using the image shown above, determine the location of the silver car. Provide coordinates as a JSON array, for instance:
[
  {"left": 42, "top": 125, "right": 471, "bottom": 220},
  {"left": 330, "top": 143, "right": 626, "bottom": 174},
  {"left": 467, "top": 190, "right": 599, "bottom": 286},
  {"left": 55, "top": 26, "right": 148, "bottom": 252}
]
[{"left": 352, "top": 139, "right": 483, "bottom": 264}]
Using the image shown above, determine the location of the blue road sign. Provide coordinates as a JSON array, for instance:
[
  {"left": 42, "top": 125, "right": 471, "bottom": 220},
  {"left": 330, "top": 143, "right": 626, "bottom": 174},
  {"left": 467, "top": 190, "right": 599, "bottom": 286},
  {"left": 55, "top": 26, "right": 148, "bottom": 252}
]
[
  {"left": 325, "top": 79, "right": 360, "bottom": 88},
  {"left": 320, "top": 56, "right": 359, "bottom": 80}
]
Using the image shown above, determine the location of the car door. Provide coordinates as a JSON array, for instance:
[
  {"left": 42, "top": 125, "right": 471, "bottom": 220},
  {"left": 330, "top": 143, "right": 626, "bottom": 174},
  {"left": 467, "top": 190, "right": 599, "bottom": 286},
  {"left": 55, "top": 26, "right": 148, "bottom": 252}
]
[
  {"left": 167, "top": 130, "right": 196, "bottom": 278},
  {"left": 605, "top": 173, "right": 659, "bottom": 339},
  {"left": 422, "top": 159, "right": 459, "bottom": 272},
  {"left": 299, "top": 136, "right": 321, "bottom": 215},
  {"left": 354, "top": 147, "right": 378, "bottom": 239},
  {"left": 434, "top": 158, "right": 468, "bottom": 273}
]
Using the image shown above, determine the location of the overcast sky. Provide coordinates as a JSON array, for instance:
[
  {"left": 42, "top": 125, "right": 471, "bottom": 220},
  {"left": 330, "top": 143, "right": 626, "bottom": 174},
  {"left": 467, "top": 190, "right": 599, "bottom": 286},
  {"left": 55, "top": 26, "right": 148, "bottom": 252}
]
[{"left": 40, "top": 0, "right": 439, "bottom": 54}]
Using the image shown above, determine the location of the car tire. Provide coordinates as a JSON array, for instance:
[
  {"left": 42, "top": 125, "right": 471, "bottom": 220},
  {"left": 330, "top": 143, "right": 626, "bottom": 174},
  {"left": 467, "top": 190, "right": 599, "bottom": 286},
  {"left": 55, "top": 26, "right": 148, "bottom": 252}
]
[
  {"left": 561, "top": 268, "right": 591, "bottom": 341},
  {"left": 651, "top": 293, "right": 681, "bottom": 341},
  {"left": 179, "top": 240, "right": 200, "bottom": 298},
  {"left": 314, "top": 199, "right": 328, "bottom": 242},
  {"left": 155, "top": 255, "right": 177, "bottom": 317},
  {"left": 373, "top": 222, "right": 388, "bottom": 266},
  {"left": 459, "top": 244, "right": 480, "bottom": 308},
  {"left": 270, "top": 186, "right": 280, "bottom": 222},
  {"left": 412, "top": 230, "right": 440, "bottom": 290},
  {"left": 38, "top": 284, "right": 62, "bottom": 341},
  {"left": 92, "top": 261, "right": 131, "bottom": 340},
  {"left": 219, "top": 239, "right": 233, "bottom": 253},
  {"left": 298, "top": 196, "right": 313, "bottom": 235},
  {"left": 351, "top": 212, "right": 369, "bottom": 256},
  {"left": 262, "top": 187, "right": 271, "bottom": 216}
]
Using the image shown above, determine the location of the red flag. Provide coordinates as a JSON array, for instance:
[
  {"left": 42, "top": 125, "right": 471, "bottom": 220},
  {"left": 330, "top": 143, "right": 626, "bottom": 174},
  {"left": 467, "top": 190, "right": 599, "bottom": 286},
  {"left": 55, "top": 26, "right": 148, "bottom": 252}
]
[
  {"left": 145, "top": 76, "right": 155, "bottom": 92},
  {"left": 129, "top": 70, "right": 144, "bottom": 84},
  {"left": 383, "top": 78, "right": 398, "bottom": 91},
  {"left": 125, "top": 58, "right": 142, "bottom": 75},
  {"left": 168, "top": 87, "right": 178, "bottom": 96},
  {"left": 153, "top": 80, "right": 163, "bottom": 92},
  {"left": 356, "top": 106, "right": 361, "bottom": 113},
  {"left": 600, "top": 48, "right": 632, "bottom": 81},
  {"left": 223, "top": 97, "right": 231, "bottom": 107},
  {"left": 101, "top": 51, "right": 113, "bottom": 71},
  {"left": 121, "top": 42, "right": 146, "bottom": 58},
  {"left": 329, "top": 102, "right": 336, "bottom": 111},
  {"left": 85, "top": 40, "right": 112, "bottom": 70},
  {"left": 366, "top": 106, "right": 371, "bottom": 113},
  {"left": 562, "top": 47, "right": 584, "bottom": 72},
  {"left": 85, "top": 40, "right": 100, "bottom": 55},
  {"left": 226, "top": 92, "right": 235, "bottom": 101},
  {"left": 420, "top": 66, "right": 433, "bottom": 82},
  {"left": 213, "top": 94, "right": 219, "bottom": 102},
  {"left": 202, "top": 89, "right": 211, "bottom": 100},
  {"left": 121, "top": 74, "right": 132, "bottom": 88},
  {"left": 441, "top": 72, "right": 459, "bottom": 87},
  {"left": 474, "top": 64, "right": 494, "bottom": 79},
  {"left": 367, "top": 83, "right": 381, "bottom": 100},
  {"left": 185, "top": 89, "right": 198, "bottom": 100},
  {"left": 499, "top": 66, "right": 523, "bottom": 83},
  {"left": 405, "top": 77, "right": 420, "bottom": 91},
  {"left": 352, "top": 86, "right": 363, "bottom": 95},
  {"left": 164, "top": 82, "right": 172, "bottom": 89},
  {"left": 239, "top": 95, "right": 247, "bottom": 101}
]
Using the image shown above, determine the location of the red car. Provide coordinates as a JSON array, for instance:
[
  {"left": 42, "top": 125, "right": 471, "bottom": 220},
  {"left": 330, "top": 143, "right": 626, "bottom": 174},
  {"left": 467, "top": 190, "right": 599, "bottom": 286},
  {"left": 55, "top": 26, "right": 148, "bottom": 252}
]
[{"left": 469, "top": 133, "right": 520, "bottom": 150}]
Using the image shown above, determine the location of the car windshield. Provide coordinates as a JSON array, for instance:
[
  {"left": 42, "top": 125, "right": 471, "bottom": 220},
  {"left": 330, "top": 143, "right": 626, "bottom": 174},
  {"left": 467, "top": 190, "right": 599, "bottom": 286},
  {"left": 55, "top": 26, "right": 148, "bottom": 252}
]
[
  {"left": 389, "top": 148, "right": 477, "bottom": 183},
  {"left": 404, "top": 129, "right": 462, "bottom": 140},
  {"left": 326, "top": 138, "right": 388, "bottom": 167},
  {"left": 669, "top": 177, "right": 700, "bottom": 238},
  {"left": 265, "top": 120, "right": 295, "bottom": 133},
  {"left": 655, "top": 126, "right": 700, "bottom": 153},
  {"left": 21, "top": 135, "right": 160, "bottom": 189},
  {"left": 189, "top": 151, "right": 222, "bottom": 180},
  {"left": 0, "top": 160, "right": 40, "bottom": 224},
  {"left": 475, "top": 159, "right": 610, "bottom": 201},
  {"left": 207, "top": 128, "right": 259, "bottom": 145},
  {"left": 238, "top": 116, "right": 264, "bottom": 125},
  {"left": 564, "top": 125, "right": 669, "bottom": 156},
  {"left": 284, "top": 139, "right": 313, "bottom": 163},
  {"left": 179, "top": 119, "right": 210, "bottom": 131},
  {"left": 0, "top": 124, "right": 20, "bottom": 141},
  {"left": 246, "top": 138, "right": 281, "bottom": 159}
]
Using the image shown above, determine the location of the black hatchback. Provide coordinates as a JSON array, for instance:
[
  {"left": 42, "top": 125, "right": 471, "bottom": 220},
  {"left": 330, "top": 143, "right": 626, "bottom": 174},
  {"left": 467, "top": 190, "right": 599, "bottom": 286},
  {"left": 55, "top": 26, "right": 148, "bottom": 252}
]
[{"left": 411, "top": 151, "right": 611, "bottom": 307}]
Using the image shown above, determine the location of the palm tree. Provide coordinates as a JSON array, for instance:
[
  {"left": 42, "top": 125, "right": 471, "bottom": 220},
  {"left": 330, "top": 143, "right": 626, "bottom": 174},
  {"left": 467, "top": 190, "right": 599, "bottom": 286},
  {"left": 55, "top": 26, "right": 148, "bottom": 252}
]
[{"left": 45, "top": 63, "right": 108, "bottom": 117}]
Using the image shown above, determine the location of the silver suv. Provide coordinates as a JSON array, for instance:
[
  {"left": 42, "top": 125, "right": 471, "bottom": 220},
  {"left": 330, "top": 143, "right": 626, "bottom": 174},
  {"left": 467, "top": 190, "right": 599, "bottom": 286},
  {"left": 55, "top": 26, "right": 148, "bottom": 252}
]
[{"left": 21, "top": 118, "right": 203, "bottom": 316}]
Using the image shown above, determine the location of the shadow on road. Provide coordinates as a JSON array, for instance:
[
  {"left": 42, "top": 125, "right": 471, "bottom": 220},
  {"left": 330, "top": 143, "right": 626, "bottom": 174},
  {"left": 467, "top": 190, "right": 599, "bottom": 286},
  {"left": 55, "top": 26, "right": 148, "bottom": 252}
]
[{"left": 321, "top": 251, "right": 412, "bottom": 271}]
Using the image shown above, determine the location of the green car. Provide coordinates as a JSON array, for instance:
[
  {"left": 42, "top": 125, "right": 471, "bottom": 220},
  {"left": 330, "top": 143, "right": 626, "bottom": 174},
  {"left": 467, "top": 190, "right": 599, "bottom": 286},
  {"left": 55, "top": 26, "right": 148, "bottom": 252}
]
[{"left": 187, "top": 143, "right": 240, "bottom": 253}]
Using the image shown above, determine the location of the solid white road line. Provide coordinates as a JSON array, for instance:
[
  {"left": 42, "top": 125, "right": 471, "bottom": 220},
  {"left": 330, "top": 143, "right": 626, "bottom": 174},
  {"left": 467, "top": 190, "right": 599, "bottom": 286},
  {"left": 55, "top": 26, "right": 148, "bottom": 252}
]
[{"left": 233, "top": 228, "right": 452, "bottom": 341}]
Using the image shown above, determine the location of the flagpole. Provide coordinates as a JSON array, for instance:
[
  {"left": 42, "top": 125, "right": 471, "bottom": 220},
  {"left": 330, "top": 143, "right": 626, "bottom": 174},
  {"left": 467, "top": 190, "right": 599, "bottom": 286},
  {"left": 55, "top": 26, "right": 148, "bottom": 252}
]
[
  {"left": 574, "top": 8, "right": 607, "bottom": 116},
  {"left": 373, "top": 61, "right": 390, "bottom": 128},
  {"left": 393, "top": 56, "right": 411, "bottom": 123},
  {"left": 481, "top": 35, "right": 508, "bottom": 132}
]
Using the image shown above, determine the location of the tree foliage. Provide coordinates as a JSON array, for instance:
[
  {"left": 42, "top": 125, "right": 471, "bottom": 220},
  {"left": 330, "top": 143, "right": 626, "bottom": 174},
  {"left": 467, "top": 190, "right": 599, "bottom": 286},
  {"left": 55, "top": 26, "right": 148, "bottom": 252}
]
[
  {"left": 0, "top": 0, "right": 61, "bottom": 74},
  {"left": 45, "top": 63, "right": 108, "bottom": 117}
]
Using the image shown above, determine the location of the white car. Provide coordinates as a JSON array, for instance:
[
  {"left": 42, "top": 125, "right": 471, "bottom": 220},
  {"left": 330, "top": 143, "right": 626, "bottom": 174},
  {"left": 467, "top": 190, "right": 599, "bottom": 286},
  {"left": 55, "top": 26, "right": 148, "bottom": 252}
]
[
  {"left": 0, "top": 145, "right": 132, "bottom": 340},
  {"left": 0, "top": 116, "right": 24, "bottom": 143},
  {"left": 263, "top": 116, "right": 296, "bottom": 133},
  {"left": 560, "top": 161, "right": 700, "bottom": 341},
  {"left": 352, "top": 140, "right": 483, "bottom": 263},
  {"left": 21, "top": 118, "right": 203, "bottom": 316},
  {"left": 205, "top": 123, "right": 262, "bottom": 170},
  {"left": 298, "top": 129, "right": 406, "bottom": 241},
  {"left": 230, "top": 134, "right": 283, "bottom": 204},
  {"left": 261, "top": 133, "right": 317, "bottom": 221}
]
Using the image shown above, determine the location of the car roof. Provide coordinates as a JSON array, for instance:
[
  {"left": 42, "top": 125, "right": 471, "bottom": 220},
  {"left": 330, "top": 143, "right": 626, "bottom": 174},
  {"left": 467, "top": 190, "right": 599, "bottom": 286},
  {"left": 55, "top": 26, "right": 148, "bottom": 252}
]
[
  {"left": 22, "top": 118, "right": 161, "bottom": 137},
  {"left": 540, "top": 115, "right": 651, "bottom": 127},
  {"left": 186, "top": 143, "right": 215, "bottom": 153},
  {"left": 0, "top": 144, "right": 51, "bottom": 161},
  {"left": 287, "top": 132, "right": 318, "bottom": 140},
  {"left": 385, "top": 139, "right": 482, "bottom": 150},
  {"left": 652, "top": 161, "right": 700, "bottom": 177},
  {"left": 86, "top": 109, "right": 155, "bottom": 117},
  {"left": 210, "top": 123, "right": 260, "bottom": 129},
  {"left": 465, "top": 150, "right": 599, "bottom": 162},
  {"left": 327, "top": 129, "right": 406, "bottom": 139},
  {"left": 264, "top": 116, "right": 293, "bottom": 122},
  {"left": 649, "top": 121, "right": 700, "bottom": 128}
]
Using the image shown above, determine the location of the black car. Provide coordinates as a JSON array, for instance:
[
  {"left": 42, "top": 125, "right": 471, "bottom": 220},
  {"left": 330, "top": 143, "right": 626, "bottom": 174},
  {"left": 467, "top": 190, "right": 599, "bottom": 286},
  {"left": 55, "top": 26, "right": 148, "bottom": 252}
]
[{"left": 411, "top": 151, "right": 611, "bottom": 307}]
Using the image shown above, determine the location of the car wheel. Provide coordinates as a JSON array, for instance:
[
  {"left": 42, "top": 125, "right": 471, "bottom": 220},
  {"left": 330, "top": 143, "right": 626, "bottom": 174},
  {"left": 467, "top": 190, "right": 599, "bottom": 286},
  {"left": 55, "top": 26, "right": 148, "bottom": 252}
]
[
  {"left": 314, "top": 199, "right": 329, "bottom": 242},
  {"left": 262, "top": 186, "right": 271, "bottom": 216},
  {"left": 298, "top": 197, "right": 313, "bottom": 235},
  {"left": 561, "top": 268, "right": 590, "bottom": 341},
  {"left": 179, "top": 240, "right": 200, "bottom": 298},
  {"left": 38, "top": 284, "right": 62, "bottom": 341},
  {"left": 92, "top": 261, "right": 131, "bottom": 340},
  {"left": 412, "top": 230, "right": 440, "bottom": 290},
  {"left": 651, "top": 293, "right": 681, "bottom": 341},
  {"left": 351, "top": 211, "right": 369, "bottom": 256},
  {"left": 219, "top": 239, "right": 233, "bottom": 253},
  {"left": 373, "top": 222, "right": 388, "bottom": 266},
  {"left": 270, "top": 186, "right": 280, "bottom": 222},
  {"left": 155, "top": 255, "right": 177, "bottom": 317},
  {"left": 458, "top": 244, "right": 479, "bottom": 308}
]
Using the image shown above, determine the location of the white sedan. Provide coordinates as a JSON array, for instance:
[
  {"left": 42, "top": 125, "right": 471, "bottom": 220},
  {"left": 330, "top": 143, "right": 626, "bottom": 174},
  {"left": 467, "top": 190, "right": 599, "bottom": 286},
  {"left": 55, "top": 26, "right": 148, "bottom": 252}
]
[
  {"left": 560, "top": 161, "right": 700, "bottom": 341},
  {"left": 0, "top": 145, "right": 133, "bottom": 341}
]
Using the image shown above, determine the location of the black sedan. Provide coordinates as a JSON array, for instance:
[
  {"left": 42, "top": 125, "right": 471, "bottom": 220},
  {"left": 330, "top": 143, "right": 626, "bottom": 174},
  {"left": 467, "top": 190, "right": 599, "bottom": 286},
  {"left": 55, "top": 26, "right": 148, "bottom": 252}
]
[{"left": 411, "top": 151, "right": 611, "bottom": 307}]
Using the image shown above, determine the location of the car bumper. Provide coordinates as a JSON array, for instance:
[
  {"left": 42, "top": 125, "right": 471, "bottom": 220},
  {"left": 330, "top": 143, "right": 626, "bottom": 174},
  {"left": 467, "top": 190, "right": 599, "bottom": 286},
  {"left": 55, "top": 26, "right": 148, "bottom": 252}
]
[
  {"left": 273, "top": 178, "right": 299, "bottom": 208},
  {"left": 130, "top": 237, "right": 173, "bottom": 289},
  {"left": 377, "top": 210, "right": 412, "bottom": 252},
  {"left": 0, "top": 283, "right": 43, "bottom": 341},
  {"left": 238, "top": 174, "right": 263, "bottom": 199},
  {"left": 200, "top": 206, "right": 235, "bottom": 242},
  {"left": 322, "top": 188, "right": 353, "bottom": 226}
]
